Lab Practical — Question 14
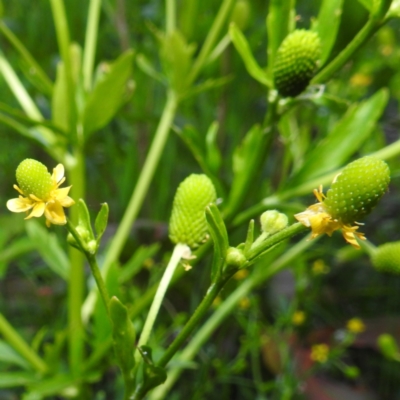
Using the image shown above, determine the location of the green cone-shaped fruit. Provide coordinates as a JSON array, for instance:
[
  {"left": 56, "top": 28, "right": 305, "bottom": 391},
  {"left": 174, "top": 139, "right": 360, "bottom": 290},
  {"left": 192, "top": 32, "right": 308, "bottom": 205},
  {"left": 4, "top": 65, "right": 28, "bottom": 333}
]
[
  {"left": 323, "top": 156, "right": 390, "bottom": 224},
  {"left": 273, "top": 29, "right": 321, "bottom": 97},
  {"left": 16, "top": 159, "right": 54, "bottom": 200},
  {"left": 371, "top": 242, "right": 400, "bottom": 274},
  {"left": 169, "top": 174, "right": 217, "bottom": 248}
]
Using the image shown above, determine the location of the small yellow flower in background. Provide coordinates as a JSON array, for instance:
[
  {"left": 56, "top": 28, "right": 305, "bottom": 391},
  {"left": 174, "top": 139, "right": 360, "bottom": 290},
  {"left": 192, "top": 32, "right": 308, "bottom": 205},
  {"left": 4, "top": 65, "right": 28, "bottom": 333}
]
[
  {"left": 312, "top": 259, "right": 330, "bottom": 275},
  {"left": 212, "top": 296, "right": 222, "bottom": 308},
  {"left": 292, "top": 310, "right": 306, "bottom": 326},
  {"left": 238, "top": 297, "right": 251, "bottom": 310},
  {"left": 7, "top": 159, "right": 75, "bottom": 227},
  {"left": 295, "top": 157, "right": 390, "bottom": 249},
  {"left": 310, "top": 343, "right": 330, "bottom": 363},
  {"left": 346, "top": 318, "right": 366, "bottom": 334},
  {"left": 233, "top": 269, "right": 249, "bottom": 280},
  {"left": 350, "top": 73, "right": 372, "bottom": 87}
]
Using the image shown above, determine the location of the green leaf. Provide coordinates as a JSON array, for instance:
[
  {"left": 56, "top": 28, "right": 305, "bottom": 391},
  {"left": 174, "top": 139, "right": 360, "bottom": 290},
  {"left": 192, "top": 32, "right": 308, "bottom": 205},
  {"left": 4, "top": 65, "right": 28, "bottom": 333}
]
[
  {"left": 138, "top": 346, "right": 167, "bottom": 392},
  {"left": 205, "top": 121, "right": 222, "bottom": 175},
  {"left": 357, "top": 0, "right": 373, "bottom": 11},
  {"left": 110, "top": 296, "right": 136, "bottom": 378},
  {"left": 284, "top": 88, "right": 389, "bottom": 188},
  {"left": 0, "top": 372, "right": 37, "bottom": 388},
  {"left": 229, "top": 24, "right": 271, "bottom": 87},
  {"left": 77, "top": 199, "right": 95, "bottom": 241},
  {"left": 25, "top": 221, "right": 69, "bottom": 280},
  {"left": 95, "top": 203, "right": 109, "bottom": 244},
  {"left": 82, "top": 49, "right": 134, "bottom": 136},
  {"left": 136, "top": 53, "right": 167, "bottom": 84},
  {"left": 205, "top": 204, "right": 229, "bottom": 282},
  {"left": 224, "top": 124, "right": 266, "bottom": 216},
  {"left": 52, "top": 62, "right": 69, "bottom": 132},
  {"left": 266, "top": 0, "right": 293, "bottom": 76},
  {"left": 0, "top": 340, "right": 30, "bottom": 370},
  {"left": 158, "top": 30, "right": 196, "bottom": 95},
  {"left": 313, "top": 0, "right": 344, "bottom": 64}
]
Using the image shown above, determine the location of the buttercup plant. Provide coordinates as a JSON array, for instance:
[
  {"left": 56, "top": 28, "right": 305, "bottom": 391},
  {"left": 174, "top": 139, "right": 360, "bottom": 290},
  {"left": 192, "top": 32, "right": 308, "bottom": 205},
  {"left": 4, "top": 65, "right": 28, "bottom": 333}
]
[{"left": 1, "top": 0, "right": 400, "bottom": 399}]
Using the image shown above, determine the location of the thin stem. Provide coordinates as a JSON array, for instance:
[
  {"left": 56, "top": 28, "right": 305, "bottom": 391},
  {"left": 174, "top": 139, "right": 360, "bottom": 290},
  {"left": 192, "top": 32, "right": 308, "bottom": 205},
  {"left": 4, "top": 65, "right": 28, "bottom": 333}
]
[
  {"left": 82, "top": 90, "right": 178, "bottom": 320},
  {"left": 135, "top": 243, "right": 188, "bottom": 362},
  {"left": 0, "top": 21, "right": 53, "bottom": 94},
  {"left": 66, "top": 218, "right": 111, "bottom": 316},
  {"left": 0, "top": 313, "right": 48, "bottom": 374},
  {"left": 83, "top": 0, "right": 102, "bottom": 91},
  {"left": 50, "top": 0, "right": 77, "bottom": 137},
  {"left": 165, "top": 0, "right": 176, "bottom": 34},
  {"left": 187, "top": 0, "right": 235, "bottom": 85},
  {"left": 66, "top": 150, "right": 86, "bottom": 376},
  {"left": 312, "top": 17, "right": 384, "bottom": 84}
]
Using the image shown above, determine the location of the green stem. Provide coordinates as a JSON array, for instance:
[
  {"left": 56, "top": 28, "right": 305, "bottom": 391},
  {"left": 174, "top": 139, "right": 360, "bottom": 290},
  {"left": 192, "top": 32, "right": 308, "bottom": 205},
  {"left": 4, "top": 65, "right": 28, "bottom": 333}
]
[
  {"left": 66, "top": 150, "right": 86, "bottom": 376},
  {"left": 82, "top": 90, "right": 178, "bottom": 320},
  {"left": 187, "top": 0, "right": 235, "bottom": 85},
  {"left": 312, "top": 17, "right": 385, "bottom": 84},
  {"left": 0, "top": 21, "right": 53, "bottom": 95},
  {"left": 0, "top": 313, "right": 48, "bottom": 374},
  {"left": 135, "top": 243, "right": 188, "bottom": 362},
  {"left": 157, "top": 273, "right": 232, "bottom": 369},
  {"left": 50, "top": 0, "right": 77, "bottom": 138},
  {"left": 83, "top": 0, "right": 102, "bottom": 91},
  {"left": 165, "top": 0, "right": 176, "bottom": 34}
]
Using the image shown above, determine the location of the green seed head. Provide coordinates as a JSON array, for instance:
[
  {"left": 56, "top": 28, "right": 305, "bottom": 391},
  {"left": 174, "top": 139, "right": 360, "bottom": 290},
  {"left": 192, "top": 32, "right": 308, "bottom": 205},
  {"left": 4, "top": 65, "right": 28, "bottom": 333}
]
[
  {"left": 16, "top": 159, "right": 54, "bottom": 200},
  {"left": 323, "top": 156, "right": 390, "bottom": 224},
  {"left": 273, "top": 29, "right": 321, "bottom": 97},
  {"left": 371, "top": 241, "right": 400, "bottom": 275},
  {"left": 169, "top": 174, "right": 217, "bottom": 248}
]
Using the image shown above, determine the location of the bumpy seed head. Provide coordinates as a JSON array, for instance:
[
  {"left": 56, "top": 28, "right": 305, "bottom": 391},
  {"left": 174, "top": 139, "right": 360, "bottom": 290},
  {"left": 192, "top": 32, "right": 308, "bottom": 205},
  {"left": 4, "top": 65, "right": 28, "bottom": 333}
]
[
  {"left": 273, "top": 29, "right": 321, "bottom": 97},
  {"left": 16, "top": 159, "right": 54, "bottom": 200},
  {"left": 371, "top": 242, "right": 400, "bottom": 275},
  {"left": 169, "top": 174, "right": 217, "bottom": 248},
  {"left": 323, "top": 156, "right": 390, "bottom": 224}
]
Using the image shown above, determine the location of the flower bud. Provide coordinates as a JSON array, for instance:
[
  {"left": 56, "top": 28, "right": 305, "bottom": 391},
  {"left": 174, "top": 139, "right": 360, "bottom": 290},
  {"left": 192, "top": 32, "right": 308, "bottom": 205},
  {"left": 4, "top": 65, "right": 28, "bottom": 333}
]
[
  {"left": 16, "top": 159, "right": 54, "bottom": 200},
  {"left": 323, "top": 156, "right": 390, "bottom": 224},
  {"left": 226, "top": 247, "right": 246, "bottom": 267},
  {"left": 260, "top": 210, "right": 288, "bottom": 235},
  {"left": 371, "top": 241, "right": 400, "bottom": 274},
  {"left": 273, "top": 29, "right": 321, "bottom": 97},
  {"left": 230, "top": 0, "right": 251, "bottom": 31},
  {"left": 169, "top": 174, "right": 217, "bottom": 248}
]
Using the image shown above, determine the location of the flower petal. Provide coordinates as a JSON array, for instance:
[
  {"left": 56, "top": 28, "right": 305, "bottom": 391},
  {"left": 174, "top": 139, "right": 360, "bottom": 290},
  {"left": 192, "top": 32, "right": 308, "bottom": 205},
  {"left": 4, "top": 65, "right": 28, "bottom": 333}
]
[
  {"left": 44, "top": 201, "right": 67, "bottom": 225},
  {"left": 7, "top": 197, "right": 34, "bottom": 213},
  {"left": 53, "top": 186, "right": 72, "bottom": 201},
  {"left": 26, "top": 202, "right": 46, "bottom": 219},
  {"left": 59, "top": 196, "right": 75, "bottom": 208},
  {"left": 53, "top": 164, "right": 65, "bottom": 184}
]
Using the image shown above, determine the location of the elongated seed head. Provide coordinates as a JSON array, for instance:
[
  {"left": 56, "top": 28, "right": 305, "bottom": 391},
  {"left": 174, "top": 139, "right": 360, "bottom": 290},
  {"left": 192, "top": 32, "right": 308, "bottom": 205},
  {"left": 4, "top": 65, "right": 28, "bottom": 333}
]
[
  {"left": 323, "top": 156, "right": 390, "bottom": 224},
  {"left": 273, "top": 29, "right": 321, "bottom": 97},
  {"left": 169, "top": 174, "right": 217, "bottom": 248},
  {"left": 372, "top": 242, "right": 400, "bottom": 274},
  {"left": 16, "top": 159, "right": 54, "bottom": 200}
]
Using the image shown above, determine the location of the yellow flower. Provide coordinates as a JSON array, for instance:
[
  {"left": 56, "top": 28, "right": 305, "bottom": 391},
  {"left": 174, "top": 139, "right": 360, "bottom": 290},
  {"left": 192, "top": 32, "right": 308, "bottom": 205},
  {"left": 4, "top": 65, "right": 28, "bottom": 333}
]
[
  {"left": 312, "top": 259, "right": 330, "bottom": 275},
  {"left": 7, "top": 159, "right": 75, "bottom": 227},
  {"left": 292, "top": 310, "right": 306, "bottom": 326},
  {"left": 294, "top": 186, "right": 366, "bottom": 249},
  {"left": 346, "top": 318, "right": 366, "bottom": 334},
  {"left": 310, "top": 343, "right": 330, "bottom": 363}
]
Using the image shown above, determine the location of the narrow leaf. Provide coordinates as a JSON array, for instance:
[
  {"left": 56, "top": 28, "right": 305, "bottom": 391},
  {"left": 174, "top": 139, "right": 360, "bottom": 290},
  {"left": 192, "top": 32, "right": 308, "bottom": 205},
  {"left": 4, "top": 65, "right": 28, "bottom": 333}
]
[
  {"left": 285, "top": 88, "right": 389, "bottom": 188},
  {"left": 314, "top": 0, "right": 344, "bottom": 64},
  {"left": 229, "top": 24, "right": 271, "bottom": 87},
  {"left": 95, "top": 203, "right": 109, "bottom": 243},
  {"left": 83, "top": 49, "right": 134, "bottom": 136}
]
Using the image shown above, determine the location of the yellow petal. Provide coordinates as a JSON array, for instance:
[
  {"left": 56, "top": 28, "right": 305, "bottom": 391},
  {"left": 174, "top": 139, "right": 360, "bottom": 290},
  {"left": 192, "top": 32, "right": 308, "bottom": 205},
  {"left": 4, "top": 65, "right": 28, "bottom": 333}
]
[
  {"left": 59, "top": 196, "right": 75, "bottom": 208},
  {"left": 53, "top": 186, "right": 72, "bottom": 201},
  {"left": 53, "top": 164, "right": 65, "bottom": 185},
  {"left": 26, "top": 202, "right": 46, "bottom": 219},
  {"left": 44, "top": 201, "right": 67, "bottom": 225},
  {"left": 13, "top": 184, "right": 25, "bottom": 195},
  {"left": 7, "top": 197, "right": 34, "bottom": 213}
]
